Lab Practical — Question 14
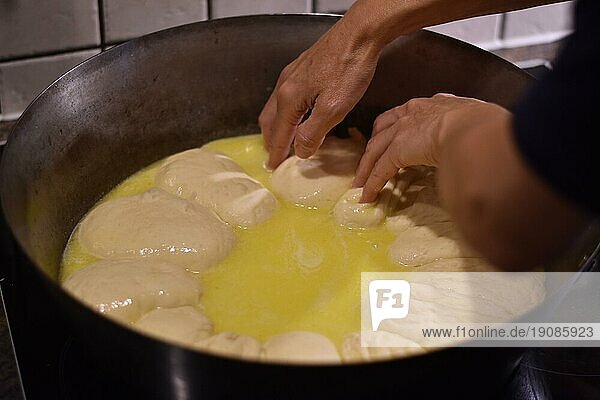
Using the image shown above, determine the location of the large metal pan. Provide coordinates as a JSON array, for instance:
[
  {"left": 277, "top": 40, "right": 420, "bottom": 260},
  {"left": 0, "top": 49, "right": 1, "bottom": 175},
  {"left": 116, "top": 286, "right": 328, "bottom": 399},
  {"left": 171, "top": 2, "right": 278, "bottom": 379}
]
[{"left": 0, "top": 14, "right": 588, "bottom": 399}]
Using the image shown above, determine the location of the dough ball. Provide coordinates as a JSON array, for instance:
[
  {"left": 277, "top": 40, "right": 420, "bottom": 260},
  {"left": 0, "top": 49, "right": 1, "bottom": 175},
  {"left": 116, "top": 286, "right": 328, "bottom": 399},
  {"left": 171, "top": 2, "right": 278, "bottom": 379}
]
[
  {"left": 78, "top": 188, "right": 236, "bottom": 271},
  {"left": 195, "top": 332, "right": 262, "bottom": 359},
  {"left": 134, "top": 306, "right": 213, "bottom": 345},
  {"left": 155, "top": 148, "right": 276, "bottom": 227},
  {"left": 333, "top": 180, "right": 395, "bottom": 229},
  {"left": 63, "top": 259, "right": 202, "bottom": 323},
  {"left": 417, "top": 257, "right": 495, "bottom": 272},
  {"left": 388, "top": 222, "right": 476, "bottom": 267},
  {"left": 334, "top": 167, "right": 430, "bottom": 229},
  {"left": 341, "top": 331, "right": 424, "bottom": 362},
  {"left": 334, "top": 187, "right": 387, "bottom": 229},
  {"left": 386, "top": 186, "right": 452, "bottom": 233},
  {"left": 271, "top": 135, "right": 364, "bottom": 209},
  {"left": 162, "top": 147, "right": 244, "bottom": 175},
  {"left": 262, "top": 331, "right": 341, "bottom": 364}
]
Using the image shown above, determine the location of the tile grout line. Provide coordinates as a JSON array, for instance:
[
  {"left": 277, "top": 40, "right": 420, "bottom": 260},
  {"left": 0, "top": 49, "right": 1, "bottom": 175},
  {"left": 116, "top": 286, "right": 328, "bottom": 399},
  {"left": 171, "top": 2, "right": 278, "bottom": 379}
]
[
  {"left": 498, "top": 12, "right": 507, "bottom": 43},
  {"left": 0, "top": 46, "right": 102, "bottom": 64},
  {"left": 98, "top": 0, "right": 107, "bottom": 50}
]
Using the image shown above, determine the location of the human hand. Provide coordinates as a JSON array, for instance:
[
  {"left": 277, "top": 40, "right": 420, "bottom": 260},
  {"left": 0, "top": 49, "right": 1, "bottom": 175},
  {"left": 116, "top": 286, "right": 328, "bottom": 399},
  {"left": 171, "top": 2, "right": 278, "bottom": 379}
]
[
  {"left": 353, "top": 94, "right": 506, "bottom": 202},
  {"left": 259, "top": 18, "right": 382, "bottom": 169}
]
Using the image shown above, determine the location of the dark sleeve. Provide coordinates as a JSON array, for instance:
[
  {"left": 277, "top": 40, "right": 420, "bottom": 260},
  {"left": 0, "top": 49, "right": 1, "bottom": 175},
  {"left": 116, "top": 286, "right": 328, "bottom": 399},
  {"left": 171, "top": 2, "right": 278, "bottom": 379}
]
[{"left": 512, "top": 0, "right": 600, "bottom": 215}]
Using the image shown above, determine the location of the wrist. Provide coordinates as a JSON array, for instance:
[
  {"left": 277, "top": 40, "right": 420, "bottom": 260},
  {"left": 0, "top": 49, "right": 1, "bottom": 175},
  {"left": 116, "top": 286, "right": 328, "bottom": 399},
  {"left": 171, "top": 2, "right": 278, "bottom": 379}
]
[
  {"left": 437, "top": 103, "right": 511, "bottom": 163},
  {"left": 341, "top": 0, "right": 446, "bottom": 49},
  {"left": 338, "top": 0, "right": 412, "bottom": 51}
]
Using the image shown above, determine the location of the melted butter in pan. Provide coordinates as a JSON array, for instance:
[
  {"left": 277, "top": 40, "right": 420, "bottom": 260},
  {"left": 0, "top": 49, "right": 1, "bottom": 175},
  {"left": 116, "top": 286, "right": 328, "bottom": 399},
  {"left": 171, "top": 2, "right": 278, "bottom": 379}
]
[{"left": 61, "top": 135, "right": 403, "bottom": 348}]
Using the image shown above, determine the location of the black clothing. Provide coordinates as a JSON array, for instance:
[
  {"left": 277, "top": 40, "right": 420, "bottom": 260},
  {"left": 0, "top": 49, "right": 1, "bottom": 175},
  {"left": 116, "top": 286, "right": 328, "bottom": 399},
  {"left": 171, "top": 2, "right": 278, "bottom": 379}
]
[{"left": 513, "top": 0, "right": 599, "bottom": 214}]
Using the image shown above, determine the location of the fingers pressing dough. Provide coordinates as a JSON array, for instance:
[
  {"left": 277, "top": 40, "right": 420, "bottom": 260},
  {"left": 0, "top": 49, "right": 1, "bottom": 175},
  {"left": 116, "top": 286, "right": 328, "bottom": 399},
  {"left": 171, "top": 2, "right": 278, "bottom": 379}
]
[
  {"left": 333, "top": 180, "right": 396, "bottom": 229},
  {"left": 77, "top": 189, "right": 236, "bottom": 271},
  {"left": 333, "top": 167, "right": 428, "bottom": 229},
  {"left": 271, "top": 135, "right": 365, "bottom": 209}
]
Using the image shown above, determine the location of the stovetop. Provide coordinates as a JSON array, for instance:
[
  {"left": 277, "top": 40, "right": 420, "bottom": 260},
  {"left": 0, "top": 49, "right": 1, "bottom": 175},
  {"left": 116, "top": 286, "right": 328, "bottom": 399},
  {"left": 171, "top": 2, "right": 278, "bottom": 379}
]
[{"left": 2, "top": 61, "right": 600, "bottom": 400}]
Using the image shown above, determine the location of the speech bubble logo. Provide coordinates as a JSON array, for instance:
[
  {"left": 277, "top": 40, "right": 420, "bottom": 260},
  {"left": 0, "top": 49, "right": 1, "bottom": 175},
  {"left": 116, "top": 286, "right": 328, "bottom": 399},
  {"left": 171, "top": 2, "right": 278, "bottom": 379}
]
[{"left": 369, "top": 279, "right": 411, "bottom": 331}]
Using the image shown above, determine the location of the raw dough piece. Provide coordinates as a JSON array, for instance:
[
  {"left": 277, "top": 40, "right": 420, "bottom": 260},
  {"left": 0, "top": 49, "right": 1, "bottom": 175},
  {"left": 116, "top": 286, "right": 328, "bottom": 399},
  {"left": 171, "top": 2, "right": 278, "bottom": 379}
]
[
  {"left": 195, "top": 332, "right": 262, "bottom": 359},
  {"left": 155, "top": 148, "right": 276, "bottom": 227},
  {"left": 134, "top": 306, "right": 213, "bottom": 345},
  {"left": 271, "top": 135, "right": 365, "bottom": 209},
  {"left": 386, "top": 186, "right": 451, "bottom": 233},
  {"left": 333, "top": 167, "right": 427, "bottom": 229},
  {"left": 341, "top": 331, "right": 424, "bottom": 362},
  {"left": 63, "top": 259, "right": 202, "bottom": 323},
  {"left": 333, "top": 182, "right": 394, "bottom": 229},
  {"left": 417, "top": 257, "right": 494, "bottom": 272},
  {"left": 388, "top": 222, "right": 476, "bottom": 267},
  {"left": 378, "top": 271, "right": 545, "bottom": 346},
  {"left": 78, "top": 189, "right": 236, "bottom": 271},
  {"left": 262, "top": 331, "right": 341, "bottom": 364}
]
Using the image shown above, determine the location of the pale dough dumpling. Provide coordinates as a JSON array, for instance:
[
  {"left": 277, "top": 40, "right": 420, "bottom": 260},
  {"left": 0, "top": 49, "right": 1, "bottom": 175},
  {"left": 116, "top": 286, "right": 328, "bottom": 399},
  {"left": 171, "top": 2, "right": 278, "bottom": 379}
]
[
  {"left": 63, "top": 259, "right": 202, "bottom": 323},
  {"left": 417, "top": 257, "right": 494, "bottom": 272},
  {"left": 271, "top": 134, "right": 365, "bottom": 209},
  {"left": 334, "top": 167, "right": 428, "bottom": 229},
  {"left": 333, "top": 184, "right": 393, "bottom": 229},
  {"left": 262, "top": 331, "right": 340, "bottom": 364},
  {"left": 195, "top": 332, "right": 262, "bottom": 359},
  {"left": 77, "top": 188, "right": 236, "bottom": 271},
  {"left": 386, "top": 186, "right": 451, "bottom": 233},
  {"left": 341, "top": 331, "right": 424, "bottom": 362},
  {"left": 155, "top": 148, "right": 276, "bottom": 227},
  {"left": 388, "top": 222, "right": 477, "bottom": 267},
  {"left": 378, "top": 272, "right": 545, "bottom": 346},
  {"left": 134, "top": 306, "right": 213, "bottom": 345}
]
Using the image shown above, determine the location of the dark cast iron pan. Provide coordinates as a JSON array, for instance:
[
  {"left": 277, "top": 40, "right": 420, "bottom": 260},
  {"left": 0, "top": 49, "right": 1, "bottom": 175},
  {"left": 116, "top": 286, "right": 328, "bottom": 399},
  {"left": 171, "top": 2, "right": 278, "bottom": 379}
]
[{"left": 1, "top": 14, "right": 595, "bottom": 399}]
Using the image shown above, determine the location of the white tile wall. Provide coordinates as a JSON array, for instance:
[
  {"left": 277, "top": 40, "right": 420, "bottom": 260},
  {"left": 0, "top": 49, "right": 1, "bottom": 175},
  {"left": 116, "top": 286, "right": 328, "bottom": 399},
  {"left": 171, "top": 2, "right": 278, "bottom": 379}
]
[
  {"left": 503, "top": 1, "right": 574, "bottom": 47},
  {"left": 211, "top": 0, "right": 310, "bottom": 19},
  {"left": 0, "top": 0, "right": 100, "bottom": 61},
  {"left": 314, "top": 0, "right": 355, "bottom": 14},
  {"left": 0, "top": 50, "right": 100, "bottom": 119},
  {"left": 427, "top": 14, "right": 502, "bottom": 50},
  {"left": 103, "top": 0, "right": 208, "bottom": 43},
  {"left": 0, "top": 0, "right": 577, "bottom": 120}
]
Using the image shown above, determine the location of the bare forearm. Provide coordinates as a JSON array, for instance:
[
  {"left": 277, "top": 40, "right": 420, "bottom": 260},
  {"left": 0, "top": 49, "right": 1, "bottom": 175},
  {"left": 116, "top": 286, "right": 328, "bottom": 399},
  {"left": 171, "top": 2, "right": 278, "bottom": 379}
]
[
  {"left": 342, "top": 0, "right": 563, "bottom": 49},
  {"left": 437, "top": 106, "right": 588, "bottom": 270}
]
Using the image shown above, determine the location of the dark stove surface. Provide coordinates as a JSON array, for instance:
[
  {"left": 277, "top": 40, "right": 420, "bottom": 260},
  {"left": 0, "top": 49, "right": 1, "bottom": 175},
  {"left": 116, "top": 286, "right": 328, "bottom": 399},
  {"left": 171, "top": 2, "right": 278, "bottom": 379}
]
[
  {"left": 2, "top": 62, "right": 600, "bottom": 400},
  {"left": 0, "top": 291, "right": 24, "bottom": 400}
]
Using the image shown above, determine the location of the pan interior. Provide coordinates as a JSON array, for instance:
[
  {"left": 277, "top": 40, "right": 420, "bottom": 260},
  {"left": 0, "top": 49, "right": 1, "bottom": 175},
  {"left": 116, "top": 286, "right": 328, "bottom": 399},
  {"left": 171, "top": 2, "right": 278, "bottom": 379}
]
[{"left": 0, "top": 15, "right": 530, "bottom": 302}]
